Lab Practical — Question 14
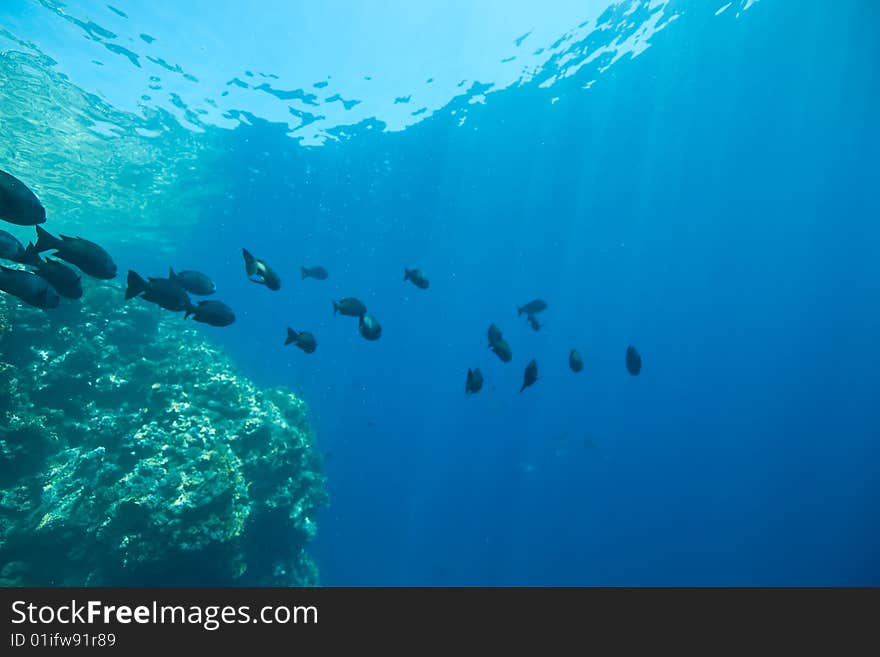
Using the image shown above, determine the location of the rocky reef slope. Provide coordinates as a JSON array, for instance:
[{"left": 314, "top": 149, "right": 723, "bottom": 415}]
[{"left": 0, "top": 281, "right": 327, "bottom": 586}]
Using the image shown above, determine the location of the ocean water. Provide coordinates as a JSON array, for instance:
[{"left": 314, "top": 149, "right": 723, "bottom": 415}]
[{"left": 1, "top": 0, "right": 878, "bottom": 586}]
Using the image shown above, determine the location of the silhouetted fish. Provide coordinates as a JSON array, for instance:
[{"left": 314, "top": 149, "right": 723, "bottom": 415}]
[
  {"left": 0, "top": 230, "right": 27, "bottom": 263},
  {"left": 0, "top": 170, "right": 46, "bottom": 226},
  {"left": 34, "top": 226, "right": 117, "bottom": 279},
  {"left": 242, "top": 248, "right": 280, "bottom": 290},
  {"left": 25, "top": 250, "right": 82, "bottom": 300},
  {"left": 334, "top": 297, "right": 367, "bottom": 317},
  {"left": 170, "top": 268, "right": 215, "bottom": 295},
  {"left": 0, "top": 265, "right": 59, "bottom": 308},
  {"left": 527, "top": 314, "right": 542, "bottom": 331},
  {"left": 569, "top": 349, "right": 583, "bottom": 373},
  {"left": 488, "top": 323, "right": 503, "bottom": 347},
  {"left": 125, "top": 270, "right": 193, "bottom": 313},
  {"left": 285, "top": 327, "right": 317, "bottom": 353},
  {"left": 518, "top": 299, "right": 547, "bottom": 316},
  {"left": 301, "top": 265, "right": 329, "bottom": 280},
  {"left": 186, "top": 300, "right": 235, "bottom": 326},
  {"left": 491, "top": 338, "right": 513, "bottom": 363},
  {"left": 520, "top": 358, "right": 538, "bottom": 392},
  {"left": 465, "top": 367, "right": 484, "bottom": 395},
  {"left": 626, "top": 345, "right": 642, "bottom": 376},
  {"left": 358, "top": 313, "right": 382, "bottom": 340},
  {"left": 404, "top": 268, "right": 429, "bottom": 290}
]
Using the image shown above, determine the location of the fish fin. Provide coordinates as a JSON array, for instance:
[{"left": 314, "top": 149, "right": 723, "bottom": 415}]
[
  {"left": 242, "top": 248, "right": 256, "bottom": 276},
  {"left": 285, "top": 327, "right": 297, "bottom": 345},
  {"left": 248, "top": 277, "right": 265, "bottom": 286},
  {"left": 34, "top": 225, "right": 60, "bottom": 253},
  {"left": 125, "top": 270, "right": 147, "bottom": 300}
]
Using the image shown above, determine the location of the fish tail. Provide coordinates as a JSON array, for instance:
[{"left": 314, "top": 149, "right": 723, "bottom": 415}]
[
  {"left": 169, "top": 267, "right": 176, "bottom": 280},
  {"left": 332, "top": 301, "right": 338, "bottom": 315},
  {"left": 20, "top": 242, "right": 43, "bottom": 267},
  {"left": 125, "top": 270, "right": 147, "bottom": 300},
  {"left": 285, "top": 327, "right": 297, "bottom": 345},
  {"left": 34, "top": 225, "right": 60, "bottom": 253},
  {"left": 517, "top": 306, "right": 524, "bottom": 316},
  {"left": 242, "top": 248, "right": 256, "bottom": 276},
  {"left": 404, "top": 268, "right": 411, "bottom": 282},
  {"left": 301, "top": 267, "right": 309, "bottom": 279}
]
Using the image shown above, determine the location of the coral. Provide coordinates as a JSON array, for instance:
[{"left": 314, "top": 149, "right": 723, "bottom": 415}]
[{"left": 0, "top": 281, "right": 328, "bottom": 586}]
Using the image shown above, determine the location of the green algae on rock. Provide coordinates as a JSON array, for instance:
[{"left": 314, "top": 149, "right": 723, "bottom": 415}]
[{"left": 0, "top": 281, "right": 328, "bottom": 586}]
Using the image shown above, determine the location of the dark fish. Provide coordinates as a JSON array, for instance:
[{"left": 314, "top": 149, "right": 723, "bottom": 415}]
[
  {"left": 170, "top": 268, "right": 215, "bottom": 295},
  {"left": 285, "top": 327, "right": 317, "bottom": 353},
  {"left": 0, "top": 265, "right": 59, "bottom": 308},
  {"left": 520, "top": 358, "right": 538, "bottom": 392},
  {"left": 358, "top": 313, "right": 382, "bottom": 340},
  {"left": 186, "top": 300, "right": 235, "bottom": 326},
  {"left": 242, "top": 248, "right": 280, "bottom": 290},
  {"left": 334, "top": 297, "right": 367, "bottom": 317},
  {"left": 488, "top": 323, "right": 503, "bottom": 347},
  {"left": 34, "top": 226, "right": 117, "bottom": 279},
  {"left": 301, "top": 265, "right": 328, "bottom": 280},
  {"left": 465, "top": 367, "right": 484, "bottom": 395},
  {"left": 26, "top": 251, "right": 82, "bottom": 300},
  {"left": 491, "top": 338, "right": 512, "bottom": 363},
  {"left": 125, "top": 270, "right": 193, "bottom": 313},
  {"left": 0, "top": 230, "right": 27, "bottom": 263},
  {"left": 403, "top": 268, "right": 429, "bottom": 290},
  {"left": 569, "top": 349, "right": 583, "bottom": 373},
  {"left": 518, "top": 299, "right": 547, "bottom": 316},
  {"left": 527, "top": 314, "right": 542, "bottom": 331},
  {"left": 0, "top": 170, "right": 46, "bottom": 226},
  {"left": 626, "top": 345, "right": 642, "bottom": 376}
]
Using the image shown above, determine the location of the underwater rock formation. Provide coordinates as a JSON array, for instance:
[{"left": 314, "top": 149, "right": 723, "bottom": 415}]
[{"left": 0, "top": 281, "right": 327, "bottom": 586}]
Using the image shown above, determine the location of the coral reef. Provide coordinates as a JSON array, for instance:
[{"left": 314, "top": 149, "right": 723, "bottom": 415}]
[{"left": 0, "top": 281, "right": 327, "bottom": 586}]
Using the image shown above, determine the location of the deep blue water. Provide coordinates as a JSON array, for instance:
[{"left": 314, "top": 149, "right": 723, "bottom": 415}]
[{"left": 4, "top": 0, "right": 879, "bottom": 585}]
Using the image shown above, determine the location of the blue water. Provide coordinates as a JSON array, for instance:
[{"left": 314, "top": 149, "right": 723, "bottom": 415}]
[{"left": 3, "top": 0, "right": 879, "bottom": 585}]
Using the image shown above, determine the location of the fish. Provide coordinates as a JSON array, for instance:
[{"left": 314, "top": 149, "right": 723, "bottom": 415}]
[
  {"left": 403, "top": 268, "right": 429, "bottom": 290},
  {"left": 517, "top": 299, "right": 547, "bottom": 316},
  {"left": 301, "top": 265, "right": 329, "bottom": 280},
  {"left": 465, "top": 367, "right": 484, "bottom": 395},
  {"left": 125, "top": 270, "right": 194, "bottom": 313},
  {"left": 358, "top": 313, "right": 382, "bottom": 340},
  {"left": 490, "top": 338, "right": 513, "bottom": 363},
  {"left": 333, "top": 297, "right": 367, "bottom": 317},
  {"left": 0, "top": 170, "right": 46, "bottom": 226},
  {"left": 569, "top": 349, "right": 583, "bottom": 373},
  {"left": 170, "top": 268, "right": 215, "bottom": 295},
  {"left": 242, "top": 248, "right": 280, "bottom": 290},
  {"left": 185, "top": 300, "right": 235, "bottom": 326},
  {"left": 285, "top": 327, "right": 317, "bottom": 353},
  {"left": 0, "top": 265, "right": 59, "bottom": 308},
  {"left": 520, "top": 358, "right": 538, "bottom": 392},
  {"left": 526, "top": 314, "right": 542, "bottom": 331},
  {"left": 23, "top": 249, "right": 82, "bottom": 300},
  {"left": 0, "top": 230, "right": 27, "bottom": 263},
  {"left": 34, "top": 226, "right": 117, "bottom": 279},
  {"left": 488, "top": 323, "right": 503, "bottom": 347},
  {"left": 626, "top": 345, "right": 642, "bottom": 376}
]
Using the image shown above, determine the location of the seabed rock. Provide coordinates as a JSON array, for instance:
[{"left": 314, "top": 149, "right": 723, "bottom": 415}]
[{"left": 0, "top": 280, "right": 328, "bottom": 586}]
